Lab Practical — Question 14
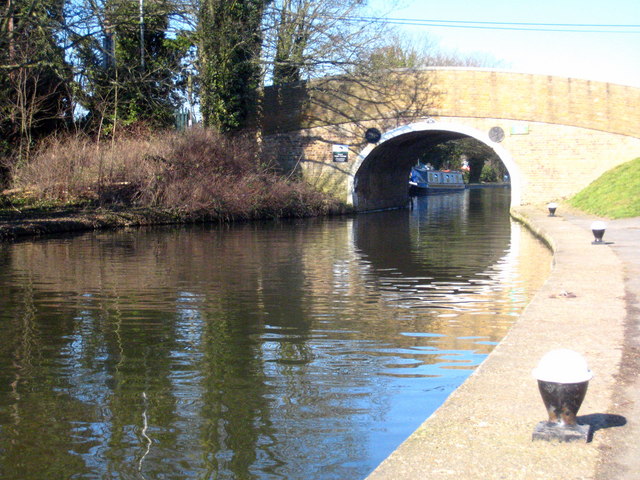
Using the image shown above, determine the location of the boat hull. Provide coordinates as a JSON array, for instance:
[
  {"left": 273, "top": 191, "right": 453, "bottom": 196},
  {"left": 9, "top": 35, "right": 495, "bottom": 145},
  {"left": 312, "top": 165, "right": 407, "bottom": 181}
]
[{"left": 409, "top": 183, "right": 466, "bottom": 195}]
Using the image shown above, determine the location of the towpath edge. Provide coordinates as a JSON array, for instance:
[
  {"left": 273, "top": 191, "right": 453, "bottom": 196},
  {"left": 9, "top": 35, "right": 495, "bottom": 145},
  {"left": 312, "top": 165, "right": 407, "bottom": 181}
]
[{"left": 366, "top": 205, "right": 633, "bottom": 480}]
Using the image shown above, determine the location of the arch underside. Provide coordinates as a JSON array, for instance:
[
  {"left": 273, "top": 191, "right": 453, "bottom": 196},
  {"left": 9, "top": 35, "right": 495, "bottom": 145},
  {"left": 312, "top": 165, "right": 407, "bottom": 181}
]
[{"left": 350, "top": 123, "right": 519, "bottom": 212}]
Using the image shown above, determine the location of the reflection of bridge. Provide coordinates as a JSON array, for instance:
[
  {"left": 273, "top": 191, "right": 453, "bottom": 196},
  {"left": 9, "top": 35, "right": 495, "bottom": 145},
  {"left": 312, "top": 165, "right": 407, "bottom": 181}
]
[{"left": 259, "top": 68, "right": 640, "bottom": 211}]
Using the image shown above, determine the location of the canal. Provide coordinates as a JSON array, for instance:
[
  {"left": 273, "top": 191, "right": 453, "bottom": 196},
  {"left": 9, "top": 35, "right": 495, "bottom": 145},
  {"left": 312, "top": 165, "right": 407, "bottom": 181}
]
[{"left": 0, "top": 188, "right": 550, "bottom": 479}]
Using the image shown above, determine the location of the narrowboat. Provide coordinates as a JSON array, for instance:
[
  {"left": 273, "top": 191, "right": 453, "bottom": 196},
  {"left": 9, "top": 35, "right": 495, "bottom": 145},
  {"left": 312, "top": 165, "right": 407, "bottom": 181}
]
[{"left": 409, "top": 165, "right": 466, "bottom": 195}]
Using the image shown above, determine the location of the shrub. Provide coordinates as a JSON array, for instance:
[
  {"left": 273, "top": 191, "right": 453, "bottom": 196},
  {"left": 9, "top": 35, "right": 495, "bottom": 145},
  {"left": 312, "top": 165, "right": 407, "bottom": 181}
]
[{"left": 11, "top": 128, "right": 345, "bottom": 219}]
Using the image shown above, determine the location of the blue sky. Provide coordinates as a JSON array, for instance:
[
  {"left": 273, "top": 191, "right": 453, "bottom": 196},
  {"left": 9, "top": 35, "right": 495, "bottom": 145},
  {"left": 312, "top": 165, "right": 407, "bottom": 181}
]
[{"left": 367, "top": 0, "right": 640, "bottom": 87}]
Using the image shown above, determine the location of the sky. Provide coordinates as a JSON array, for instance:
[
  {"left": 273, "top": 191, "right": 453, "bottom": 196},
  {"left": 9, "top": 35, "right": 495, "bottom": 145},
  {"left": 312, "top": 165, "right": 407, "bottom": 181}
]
[{"left": 367, "top": 0, "right": 640, "bottom": 87}]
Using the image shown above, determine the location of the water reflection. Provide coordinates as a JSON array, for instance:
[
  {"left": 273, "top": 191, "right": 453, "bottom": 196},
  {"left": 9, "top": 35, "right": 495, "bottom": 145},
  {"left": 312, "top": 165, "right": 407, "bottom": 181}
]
[{"left": 0, "top": 188, "right": 550, "bottom": 479}]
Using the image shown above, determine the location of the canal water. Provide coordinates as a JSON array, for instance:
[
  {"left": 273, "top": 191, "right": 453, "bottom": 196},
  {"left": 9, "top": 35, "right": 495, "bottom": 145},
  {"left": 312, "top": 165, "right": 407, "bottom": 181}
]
[{"left": 0, "top": 188, "right": 550, "bottom": 479}]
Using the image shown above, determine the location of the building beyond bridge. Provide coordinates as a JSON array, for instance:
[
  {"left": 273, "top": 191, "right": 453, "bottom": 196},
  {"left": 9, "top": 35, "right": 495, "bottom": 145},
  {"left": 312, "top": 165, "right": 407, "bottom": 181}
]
[{"left": 257, "top": 68, "right": 640, "bottom": 211}]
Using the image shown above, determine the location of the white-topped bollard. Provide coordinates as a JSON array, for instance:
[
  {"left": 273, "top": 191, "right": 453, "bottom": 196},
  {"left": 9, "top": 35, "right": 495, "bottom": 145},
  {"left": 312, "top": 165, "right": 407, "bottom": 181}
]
[
  {"left": 532, "top": 349, "right": 593, "bottom": 442},
  {"left": 590, "top": 221, "right": 607, "bottom": 244},
  {"left": 547, "top": 202, "right": 558, "bottom": 217}
]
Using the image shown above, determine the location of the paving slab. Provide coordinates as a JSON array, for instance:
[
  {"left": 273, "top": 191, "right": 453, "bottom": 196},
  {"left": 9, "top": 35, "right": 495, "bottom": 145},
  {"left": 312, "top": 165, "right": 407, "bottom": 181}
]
[{"left": 366, "top": 205, "right": 637, "bottom": 480}]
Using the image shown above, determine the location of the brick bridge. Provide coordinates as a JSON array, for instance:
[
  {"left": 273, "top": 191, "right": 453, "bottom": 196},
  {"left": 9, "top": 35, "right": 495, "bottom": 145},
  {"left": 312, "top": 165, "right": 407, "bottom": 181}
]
[{"left": 257, "top": 68, "right": 640, "bottom": 211}]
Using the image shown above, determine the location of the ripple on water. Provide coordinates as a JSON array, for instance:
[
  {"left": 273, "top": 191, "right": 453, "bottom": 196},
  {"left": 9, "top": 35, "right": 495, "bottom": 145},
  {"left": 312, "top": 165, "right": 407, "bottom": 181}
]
[{"left": 0, "top": 189, "right": 551, "bottom": 480}]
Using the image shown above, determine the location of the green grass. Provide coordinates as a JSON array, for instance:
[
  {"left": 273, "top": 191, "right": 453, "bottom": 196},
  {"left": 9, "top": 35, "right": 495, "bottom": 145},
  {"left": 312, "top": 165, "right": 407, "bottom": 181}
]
[
  {"left": 568, "top": 158, "right": 640, "bottom": 219},
  {"left": 0, "top": 192, "right": 89, "bottom": 220}
]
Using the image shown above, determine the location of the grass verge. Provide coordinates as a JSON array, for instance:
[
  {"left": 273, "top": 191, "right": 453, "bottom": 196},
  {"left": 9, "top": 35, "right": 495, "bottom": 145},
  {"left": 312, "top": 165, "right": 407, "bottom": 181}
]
[{"left": 568, "top": 158, "right": 640, "bottom": 219}]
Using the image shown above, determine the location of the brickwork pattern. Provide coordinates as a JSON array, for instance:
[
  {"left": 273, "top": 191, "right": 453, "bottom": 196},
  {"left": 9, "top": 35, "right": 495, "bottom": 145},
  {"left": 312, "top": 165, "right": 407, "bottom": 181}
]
[
  {"left": 431, "top": 69, "right": 640, "bottom": 138},
  {"left": 261, "top": 69, "right": 640, "bottom": 138},
  {"left": 259, "top": 69, "right": 640, "bottom": 207}
]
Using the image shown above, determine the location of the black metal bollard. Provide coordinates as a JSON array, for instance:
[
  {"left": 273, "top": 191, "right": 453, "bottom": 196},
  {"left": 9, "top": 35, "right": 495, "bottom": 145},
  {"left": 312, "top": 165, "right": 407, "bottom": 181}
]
[{"left": 532, "top": 349, "right": 593, "bottom": 442}]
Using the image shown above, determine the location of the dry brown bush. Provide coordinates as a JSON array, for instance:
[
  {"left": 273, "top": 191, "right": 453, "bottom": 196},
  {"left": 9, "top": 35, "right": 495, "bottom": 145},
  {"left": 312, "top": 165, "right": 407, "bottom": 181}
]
[{"left": 11, "top": 128, "right": 344, "bottom": 219}]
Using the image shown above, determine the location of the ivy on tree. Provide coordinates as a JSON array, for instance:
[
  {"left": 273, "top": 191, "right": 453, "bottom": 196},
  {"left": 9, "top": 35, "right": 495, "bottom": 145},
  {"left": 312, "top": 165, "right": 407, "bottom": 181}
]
[{"left": 198, "top": 0, "right": 269, "bottom": 132}]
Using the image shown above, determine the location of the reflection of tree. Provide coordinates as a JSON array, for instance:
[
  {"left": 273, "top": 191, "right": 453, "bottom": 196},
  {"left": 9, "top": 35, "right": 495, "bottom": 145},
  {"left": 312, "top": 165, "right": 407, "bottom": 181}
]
[
  {"left": 0, "top": 237, "right": 209, "bottom": 478},
  {"left": 0, "top": 203, "right": 550, "bottom": 478},
  {"left": 258, "top": 226, "right": 312, "bottom": 365},
  {"left": 0, "top": 274, "right": 92, "bottom": 478},
  {"left": 194, "top": 225, "right": 316, "bottom": 477},
  {"left": 199, "top": 307, "right": 270, "bottom": 478},
  {"left": 99, "top": 304, "right": 181, "bottom": 478}
]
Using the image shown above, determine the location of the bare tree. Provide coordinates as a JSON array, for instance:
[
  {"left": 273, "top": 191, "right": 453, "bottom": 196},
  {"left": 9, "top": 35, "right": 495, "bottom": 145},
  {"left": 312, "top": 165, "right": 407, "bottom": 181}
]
[
  {"left": 263, "top": 0, "right": 395, "bottom": 85},
  {"left": 257, "top": 26, "right": 505, "bottom": 178},
  {"left": 0, "top": 0, "right": 73, "bottom": 168},
  {"left": 355, "top": 32, "right": 504, "bottom": 71}
]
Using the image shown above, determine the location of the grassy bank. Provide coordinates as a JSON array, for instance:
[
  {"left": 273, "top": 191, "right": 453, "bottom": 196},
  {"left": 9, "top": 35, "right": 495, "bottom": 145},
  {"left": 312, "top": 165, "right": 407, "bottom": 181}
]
[
  {"left": 0, "top": 128, "right": 350, "bottom": 240},
  {"left": 568, "top": 157, "right": 640, "bottom": 219}
]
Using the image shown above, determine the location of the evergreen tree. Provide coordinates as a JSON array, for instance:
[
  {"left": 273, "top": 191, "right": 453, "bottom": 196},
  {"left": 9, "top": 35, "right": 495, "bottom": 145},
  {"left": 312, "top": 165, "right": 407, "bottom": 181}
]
[
  {"left": 73, "top": 0, "right": 189, "bottom": 134},
  {"left": 198, "top": 0, "right": 268, "bottom": 131}
]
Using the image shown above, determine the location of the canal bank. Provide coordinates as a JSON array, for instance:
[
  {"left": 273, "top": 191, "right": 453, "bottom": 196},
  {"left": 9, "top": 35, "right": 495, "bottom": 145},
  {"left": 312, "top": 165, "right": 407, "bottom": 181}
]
[{"left": 367, "top": 205, "right": 639, "bottom": 480}]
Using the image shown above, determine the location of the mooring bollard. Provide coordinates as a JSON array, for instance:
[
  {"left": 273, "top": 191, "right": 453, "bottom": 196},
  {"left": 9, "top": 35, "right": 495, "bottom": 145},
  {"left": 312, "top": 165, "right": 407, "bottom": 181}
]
[
  {"left": 590, "top": 221, "right": 607, "bottom": 244},
  {"left": 532, "top": 349, "right": 593, "bottom": 442},
  {"left": 547, "top": 202, "right": 558, "bottom": 217}
]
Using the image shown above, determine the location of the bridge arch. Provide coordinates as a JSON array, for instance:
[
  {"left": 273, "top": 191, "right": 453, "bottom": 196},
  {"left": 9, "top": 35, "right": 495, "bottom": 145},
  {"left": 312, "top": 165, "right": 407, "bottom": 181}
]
[
  {"left": 349, "top": 121, "right": 521, "bottom": 211},
  {"left": 258, "top": 69, "right": 640, "bottom": 210}
]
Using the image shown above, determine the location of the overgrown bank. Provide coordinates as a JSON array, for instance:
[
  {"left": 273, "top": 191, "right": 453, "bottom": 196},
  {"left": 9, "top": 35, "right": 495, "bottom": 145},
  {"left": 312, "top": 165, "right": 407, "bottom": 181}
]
[{"left": 1, "top": 128, "right": 350, "bottom": 241}]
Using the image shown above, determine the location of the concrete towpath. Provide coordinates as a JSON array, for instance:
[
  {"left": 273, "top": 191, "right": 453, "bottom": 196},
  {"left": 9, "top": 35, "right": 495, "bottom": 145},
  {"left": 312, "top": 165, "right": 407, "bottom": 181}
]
[
  {"left": 366, "top": 205, "right": 640, "bottom": 480},
  {"left": 565, "top": 211, "right": 640, "bottom": 480}
]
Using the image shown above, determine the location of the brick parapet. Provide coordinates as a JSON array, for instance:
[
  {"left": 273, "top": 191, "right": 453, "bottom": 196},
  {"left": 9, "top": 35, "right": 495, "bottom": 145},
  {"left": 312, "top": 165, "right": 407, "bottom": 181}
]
[
  {"left": 259, "top": 69, "right": 640, "bottom": 140},
  {"left": 430, "top": 70, "right": 640, "bottom": 139}
]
